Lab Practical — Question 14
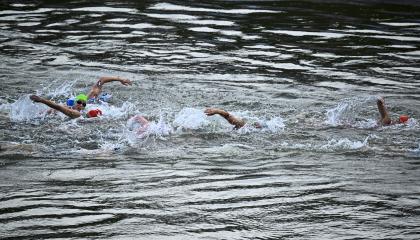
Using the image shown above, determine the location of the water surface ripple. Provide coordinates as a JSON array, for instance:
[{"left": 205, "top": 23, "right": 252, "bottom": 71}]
[{"left": 1, "top": 1, "right": 420, "bottom": 239}]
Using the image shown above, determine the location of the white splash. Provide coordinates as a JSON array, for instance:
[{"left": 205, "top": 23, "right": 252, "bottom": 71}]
[
  {"left": 173, "top": 107, "right": 210, "bottom": 130},
  {"left": 238, "top": 116, "right": 285, "bottom": 134},
  {"left": 9, "top": 95, "right": 49, "bottom": 123},
  {"left": 124, "top": 114, "right": 173, "bottom": 145},
  {"left": 265, "top": 117, "right": 286, "bottom": 132},
  {"left": 39, "top": 80, "right": 75, "bottom": 99},
  {"left": 89, "top": 101, "right": 138, "bottom": 119},
  {"left": 326, "top": 95, "right": 379, "bottom": 127}
]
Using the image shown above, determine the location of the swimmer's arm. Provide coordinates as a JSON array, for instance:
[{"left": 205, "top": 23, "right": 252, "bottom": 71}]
[
  {"left": 97, "top": 76, "right": 132, "bottom": 86},
  {"left": 133, "top": 115, "right": 149, "bottom": 125},
  {"left": 87, "top": 76, "right": 132, "bottom": 99},
  {"left": 376, "top": 97, "right": 392, "bottom": 125},
  {"left": 30, "top": 95, "right": 81, "bottom": 119},
  {"left": 205, "top": 108, "right": 245, "bottom": 129}
]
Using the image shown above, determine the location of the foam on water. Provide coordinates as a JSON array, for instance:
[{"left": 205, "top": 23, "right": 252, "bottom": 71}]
[
  {"left": 264, "top": 117, "right": 286, "bottom": 132},
  {"left": 200, "top": 143, "right": 255, "bottom": 154},
  {"left": 8, "top": 98, "right": 54, "bottom": 123},
  {"left": 87, "top": 101, "right": 138, "bottom": 120},
  {"left": 137, "top": 116, "right": 172, "bottom": 140},
  {"left": 122, "top": 108, "right": 286, "bottom": 144},
  {"left": 238, "top": 116, "right": 286, "bottom": 134},
  {"left": 122, "top": 114, "right": 173, "bottom": 147},
  {"left": 319, "top": 136, "right": 369, "bottom": 151},
  {"left": 280, "top": 136, "right": 370, "bottom": 152}
]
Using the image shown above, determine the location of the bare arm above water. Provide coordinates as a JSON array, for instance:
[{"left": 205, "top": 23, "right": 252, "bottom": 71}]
[
  {"left": 87, "top": 76, "right": 132, "bottom": 99},
  {"left": 204, "top": 108, "right": 246, "bottom": 129},
  {"left": 30, "top": 95, "right": 81, "bottom": 119},
  {"left": 376, "top": 97, "right": 391, "bottom": 125}
]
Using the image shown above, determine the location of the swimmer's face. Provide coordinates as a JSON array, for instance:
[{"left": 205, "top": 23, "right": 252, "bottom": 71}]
[{"left": 74, "top": 100, "right": 86, "bottom": 111}]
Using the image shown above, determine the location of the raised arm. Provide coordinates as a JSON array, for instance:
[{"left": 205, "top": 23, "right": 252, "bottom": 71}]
[
  {"left": 87, "top": 76, "right": 132, "bottom": 99},
  {"left": 205, "top": 108, "right": 246, "bottom": 129},
  {"left": 376, "top": 97, "right": 391, "bottom": 125},
  {"left": 30, "top": 95, "right": 81, "bottom": 119}
]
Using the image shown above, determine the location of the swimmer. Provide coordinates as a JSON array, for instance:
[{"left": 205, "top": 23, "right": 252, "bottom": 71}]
[
  {"left": 204, "top": 108, "right": 263, "bottom": 129},
  {"left": 377, "top": 97, "right": 409, "bottom": 125},
  {"left": 30, "top": 76, "right": 131, "bottom": 119},
  {"left": 128, "top": 115, "right": 150, "bottom": 135}
]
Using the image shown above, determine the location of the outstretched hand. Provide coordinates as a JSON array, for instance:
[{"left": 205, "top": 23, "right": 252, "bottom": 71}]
[
  {"left": 30, "top": 95, "right": 41, "bottom": 102},
  {"left": 376, "top": 97, "right": 385, "bottom": 105},
  {"left": 120, "top": 78, "right": 132, "bottom": 86},
  {"left": 205, "top": 108, "right": 219, "bottom": 116}
]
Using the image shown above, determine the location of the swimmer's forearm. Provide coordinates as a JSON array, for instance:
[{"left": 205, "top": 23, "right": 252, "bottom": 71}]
[
  {"left": 98, "top": 76, "right": 130, "bottom": 86},
  {"left": 37, "top": 98, "right": 81, "bottom": 118},
  {"left": 205, "top": 108, "right": 245, "bottom": 129},
  {"left": 214, "top": 109, "right": 229, "bottom": 118},
  {"left": 216, "top": 110, "right": 245, "bottom": 129},
  {"left": 88, "top": 76, "right": 131, "bottom": 99}
]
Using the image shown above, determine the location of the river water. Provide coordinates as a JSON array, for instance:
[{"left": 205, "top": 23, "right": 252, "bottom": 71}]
[{"left": 1, "top": 1, "right": 420, "bottom": 239}]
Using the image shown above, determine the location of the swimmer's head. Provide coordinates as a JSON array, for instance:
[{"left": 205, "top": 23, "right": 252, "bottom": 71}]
[
  {"left": 253, "top": 122, "right": 268, "bottom": 129},
  {"left": 74, "top": 94, "right": 88, "bottom": 110},
  {"left": 399, "top": 115, "right": 409, "bottom": 124},
  {"left": 75, "top": 94, "right": 88, "bottom": 102},
  {"left": 87, "top": 109, "right": 102, "bottom": 118}
]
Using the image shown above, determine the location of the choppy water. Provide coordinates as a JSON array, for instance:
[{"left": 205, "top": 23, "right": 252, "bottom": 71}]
[{"left": 1, "top": 1, "right": 420, "bottom": 239}]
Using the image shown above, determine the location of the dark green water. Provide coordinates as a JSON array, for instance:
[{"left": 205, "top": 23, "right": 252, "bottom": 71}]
[{"left": 1, "top": 1, "right": 420, "bottom": 239}]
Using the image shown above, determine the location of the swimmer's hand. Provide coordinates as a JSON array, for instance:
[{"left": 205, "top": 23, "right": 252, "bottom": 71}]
[
  {"left": 377, "top": 96, "right": 385, "bottom": 105},
  {"left": 204, "top": 108, "right": 220, "bottom": 116},
  {"left": 30, "top": 95, "right": 42, "bottom": 102},
  {"left": 119, "top": 78, "right": 132, "bottom": 86}
]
